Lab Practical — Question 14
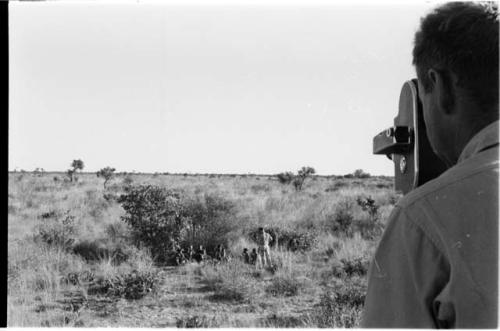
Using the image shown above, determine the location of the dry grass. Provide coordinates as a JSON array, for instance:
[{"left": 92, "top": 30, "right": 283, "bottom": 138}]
[{"left": 8, "top": 172, "right": 396, "bottom": 327}]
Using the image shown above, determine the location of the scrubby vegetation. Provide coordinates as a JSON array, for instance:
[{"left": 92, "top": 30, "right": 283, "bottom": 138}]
[{"left": 8, "top": 172, "right": 397, "bottom": 327}]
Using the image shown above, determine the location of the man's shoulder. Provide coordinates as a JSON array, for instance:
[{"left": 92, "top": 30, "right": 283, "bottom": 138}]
[{"left": 397, "top": 146, "right": 499, "bottom": 211}]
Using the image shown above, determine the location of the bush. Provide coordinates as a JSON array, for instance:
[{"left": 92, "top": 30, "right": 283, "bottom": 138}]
[
  {"left": 353, "top": 169, "right": 370, "bottom": 179},
  {"left": 118, "top": 185, "right": 187, "bottom": 263},
  {"left": 34, "top": 213, "right": 77, "bottom": 251},
  {"left": 341, "top": 257, "right": 370, "bottom": 277},
  {"left": 182, "top": 193, "right": 238, "bottom": 254},
  {"left": 356, "top": 195, "right": 379, "bottom": 222},
  {"left": 293, "top": 166, "right": 316, "bottom": 191},
  {"left": 327, "top": 200, "right": 354, "bottom": 237},
  {"left": 276, "top": 172, "right": 294, "bottom": 185}
]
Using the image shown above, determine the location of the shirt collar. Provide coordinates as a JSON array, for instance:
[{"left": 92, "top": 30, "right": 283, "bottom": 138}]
[{"left": 458, "top": 120, "right": 499, "bottom": 163}]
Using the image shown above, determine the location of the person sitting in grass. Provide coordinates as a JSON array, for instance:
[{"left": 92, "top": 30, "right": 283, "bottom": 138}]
[
  {"left": 175, "top": 248, "right": 186, "bottom": 266},
  {"left": 250, "top": 248, "right": 259, "bottom": 266},
  {"left": 194, "top": 245, "right": 206, "bottom": 263},
  {"left": 242, "top": 248, "right": 250, "bottom": 264}
]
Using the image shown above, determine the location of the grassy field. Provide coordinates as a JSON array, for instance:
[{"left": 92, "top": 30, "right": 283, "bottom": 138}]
[{"left": 8, "top": 171, "right": 400, "bottom": 327}]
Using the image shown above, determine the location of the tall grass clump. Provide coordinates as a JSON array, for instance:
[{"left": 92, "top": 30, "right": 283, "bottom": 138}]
[
  {"left": 199, "top": 260, "right": 261, "bottom": 303},
  {"left": 311, "top": 277, "right": 366, "bottom": 328}
]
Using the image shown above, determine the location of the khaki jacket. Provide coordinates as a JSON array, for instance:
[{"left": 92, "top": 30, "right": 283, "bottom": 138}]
[{"left": 362, "top": 121, "right": 499, "bottom": 328}]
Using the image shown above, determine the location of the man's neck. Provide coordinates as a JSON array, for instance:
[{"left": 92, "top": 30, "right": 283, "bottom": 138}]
[{"left": 450, "top": 110, "right": 499, "bottom": 165}]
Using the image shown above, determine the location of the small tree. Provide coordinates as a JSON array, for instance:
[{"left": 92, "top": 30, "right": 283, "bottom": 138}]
[
  {"left": 293, "top": 166, "right": 316, "bottom": 191},
  {"left": 97, "top": 167, "right": 116, "bottom": 188},
  {"left": 118, "top": 185, "right": 188, "bottom": 263},
  {"left": 67, "top": 159, "right": 84, "bottom": 182}
]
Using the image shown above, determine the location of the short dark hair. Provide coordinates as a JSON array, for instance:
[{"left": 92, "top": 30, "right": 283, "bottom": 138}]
[
  {"left": 413, "top": 2, "right": 498, "bottom": 111},
  {"left": 258, "top": 227, "right": 264, "bottom": 231}
]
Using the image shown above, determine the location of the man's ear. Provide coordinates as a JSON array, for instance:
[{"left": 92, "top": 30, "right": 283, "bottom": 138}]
[{"left": 427, "top": 68, "right": 455, "bottom": 114}]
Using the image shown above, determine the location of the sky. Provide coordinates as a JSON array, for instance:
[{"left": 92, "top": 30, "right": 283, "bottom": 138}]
[{"left": 9, "top": 0, "right": 437, "bottom": 175}]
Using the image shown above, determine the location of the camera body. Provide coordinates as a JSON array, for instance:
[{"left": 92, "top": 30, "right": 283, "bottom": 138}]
[{"left": 373, "top": 79, "right": 448, "bottom": 194}]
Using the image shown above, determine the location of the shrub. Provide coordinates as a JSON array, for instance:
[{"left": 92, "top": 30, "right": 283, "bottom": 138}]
[
  {"left": 353, "top": 169, "right": 370, "bottom": 179},
  {"left": 327, "top": 200, "right": 354, "bottom": 237},
  {"left": 96, "top": 167, "right": 116, "bottom": 188},
  {"left": 34, "top": 213, "right": 77, "bottom": 251},
  {"left": 118, "top": 185, "right": 188, "bottom": 263},
  {"left": 293, "top": 166, "right": 316, "bottom": 191},
  {"left": 341, "top": 257, "right": 370, "bottom": 277},
  {"left": 276, "top": 172, "right": 294, "bottom": 185},
  {"left": 356, "top": 195, "right": 379, "bottom": 222},
  {"left": 182, "top": 193, "right": 237, "bottom": 253}
]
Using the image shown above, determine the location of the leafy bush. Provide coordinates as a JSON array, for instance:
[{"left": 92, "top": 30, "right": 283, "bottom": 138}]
[
  {"left": 341, "top": 257, "right": 370, "bottom": 277},
  {"left": 118, "top": 185, "right": 187, "bottom": 263},
  {"left": 353, "top": 169, "right": 370, "bottom": 179},
  {"left": 276, "top": 172, "right": 294, "bottom": 184},
  {"left": 34, "top": 213, "right": 77, "bottom": 251},
  {"left": 182, "top": 193, "right": 238, "bottom": 253},
  {"left": 293, "top": 166, "right": 316, "bottom": 191},
  {"left": 356, "top": 195, "right": 379, "bottom": 222},
  {"left": 327, "top": 200, "right": 354, "bottom": 237}
]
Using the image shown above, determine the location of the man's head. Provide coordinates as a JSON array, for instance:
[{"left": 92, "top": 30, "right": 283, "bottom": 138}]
[
  {"left": 413, "top": 2, "right": 498, "bottom": 165},
  {"left": 258, "top": 227, "right": 264, "bottom": 233}
]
